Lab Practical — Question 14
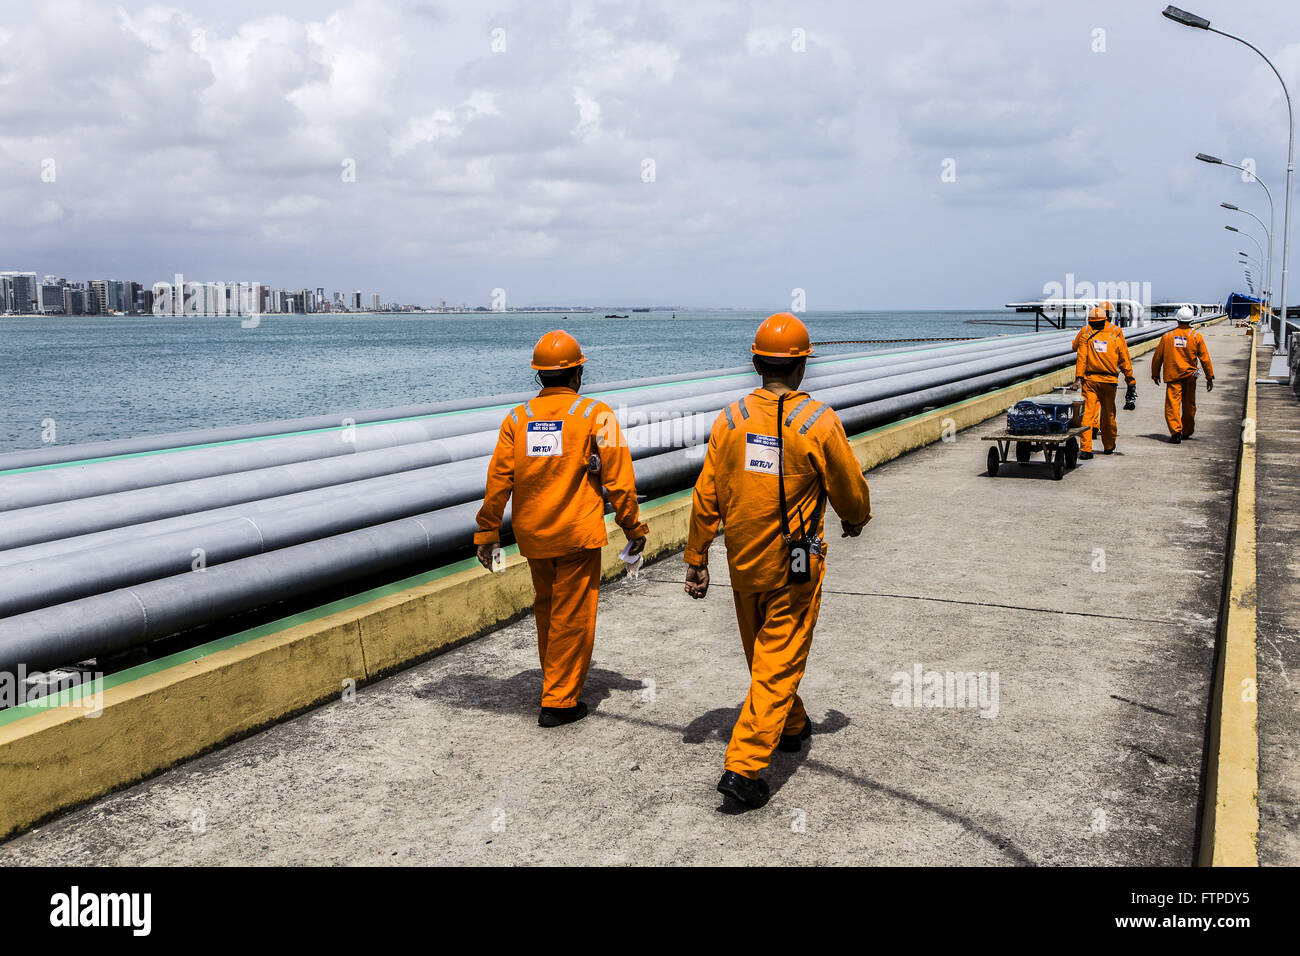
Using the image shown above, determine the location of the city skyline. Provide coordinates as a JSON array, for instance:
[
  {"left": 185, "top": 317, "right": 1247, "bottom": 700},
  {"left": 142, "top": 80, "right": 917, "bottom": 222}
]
[
  {"left": 0, "top": 269, "right": 415, "bottom": 316},
  {"left": 0, "top": 268, "right": 697, "bottom": 315}
]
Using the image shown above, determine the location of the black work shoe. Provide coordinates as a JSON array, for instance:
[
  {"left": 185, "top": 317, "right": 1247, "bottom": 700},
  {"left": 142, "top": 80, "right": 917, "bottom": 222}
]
[
  {"left": 717, "top": 770, "right": 770, "bottom": 808},
  {"left": 1170, "top": 433, "right": 1182, "bottom": 444},
  {"left": 778, "top": 719, "right": 813, "bottom": 752},
  {"left": 1102, "top": 447, "right": 1114, "bottom": 455},
  {"left": 538, "top": 701, "right": 588, "bottom": 727},
  {"left": 1079, "top": 451, "right": 1094, "bottom": 460}
]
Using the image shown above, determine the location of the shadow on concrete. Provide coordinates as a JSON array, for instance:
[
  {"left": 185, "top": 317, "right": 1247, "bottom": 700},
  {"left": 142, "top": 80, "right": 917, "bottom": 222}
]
[
  {"left": 413, "top": 666, "right": 645, "bottom": 716},
  {"left": 682, "top": 706, "right": 850, "bottom": 746},
  {"left": 681, "top": 707, "right": 852, "bottom": 813},
  {"left": 412, "top": 672, "right": 1031, "bottom": 860},
  {"left": 979, "top": 466, "right": 1068, "bottom": 481},
  {"left": 796, "top": 756, "right": 1036, "bottom": 865}
]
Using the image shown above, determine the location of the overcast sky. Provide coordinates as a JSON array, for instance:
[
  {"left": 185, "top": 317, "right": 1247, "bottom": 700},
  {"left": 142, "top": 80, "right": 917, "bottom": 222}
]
[{"left": 1, "top": 0, "right": 1297, "bottom": 308}]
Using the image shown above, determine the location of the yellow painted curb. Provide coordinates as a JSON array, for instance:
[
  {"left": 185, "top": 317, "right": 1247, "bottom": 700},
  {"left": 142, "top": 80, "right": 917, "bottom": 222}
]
[
  {"left": 0, "top": 326, "right": 1202, "bottom": 841},
  {"left": 1198, "top": 333, "right": 1260, "bottom": 866}
]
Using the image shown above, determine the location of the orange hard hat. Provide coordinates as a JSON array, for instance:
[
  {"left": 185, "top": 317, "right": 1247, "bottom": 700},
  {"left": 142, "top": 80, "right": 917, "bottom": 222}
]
[
  {"left": 1089, "top": 301, "right": 1112, "bottom": 321},
  {"left": 531, "top": 329, "right": 587, "bottom": 370},
  {"left": 752, "top": 312, "right": 814, "bottom": 358}
]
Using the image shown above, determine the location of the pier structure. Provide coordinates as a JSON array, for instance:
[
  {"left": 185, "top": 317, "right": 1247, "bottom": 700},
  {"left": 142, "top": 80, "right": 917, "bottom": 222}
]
[{"left": 0, "top": 320, "right": 1295, "bottom": 865}]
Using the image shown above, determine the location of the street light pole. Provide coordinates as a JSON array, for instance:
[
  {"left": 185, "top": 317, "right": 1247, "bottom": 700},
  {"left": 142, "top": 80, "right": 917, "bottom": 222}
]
[
  {"left": 1168, "top": 6, "right": 1294, "bottom": 376},
  {"left": 1226, "top": 225, "right": 1266, "bottom": 275},
  {"left": 1199, "top": 154, "right": 1276, "bottom": 332},
  {"left": 1230, "top": 224, "right": 1267, "bottom": 322},
  {"left": 1222, "top": 202, "right": 1273, "bottom": 307}
]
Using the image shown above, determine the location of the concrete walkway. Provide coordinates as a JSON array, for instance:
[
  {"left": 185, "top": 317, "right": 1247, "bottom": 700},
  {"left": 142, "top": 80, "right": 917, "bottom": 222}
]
[
  {"left": 1254, "top": 345, "right": 1300, "bottom": 867},
  {"left": 0, "top": 330, "right": 1251, "bottom": 866}
]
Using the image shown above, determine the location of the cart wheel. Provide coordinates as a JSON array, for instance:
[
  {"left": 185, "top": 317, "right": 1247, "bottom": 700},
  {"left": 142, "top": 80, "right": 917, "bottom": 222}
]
[
  {"left": 1065, "top": 437, "right": 1079, "bottom": 469},
  {"left": 1052, "top": 448, "right": 1065, "bottom": 480},
  {"left": 1015, "top": 441, "right": 1031, "bottom": 463},
  {"left": 987, "top": 445, "right": 1000, "bottom": 477}
]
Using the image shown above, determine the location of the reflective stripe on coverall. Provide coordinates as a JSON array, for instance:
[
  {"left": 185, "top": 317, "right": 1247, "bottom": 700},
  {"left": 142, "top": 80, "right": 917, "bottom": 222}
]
[
  {"left": 686, "top": 388, "right": 871, "bottom": 778},
  {"left": 475, "top": 386, "right": 648, "bottom": 707},
  {"left": 1151, "top": 325, "right": 1214, "bottom": 438},
  {"left": 1074, "top": 323, "right": 1135, "bottom": 453}
]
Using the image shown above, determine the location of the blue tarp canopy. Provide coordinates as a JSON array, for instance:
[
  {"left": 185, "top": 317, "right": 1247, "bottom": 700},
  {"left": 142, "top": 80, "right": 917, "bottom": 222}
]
[{"left": 1225, "top": 292, "right": 1261, "bottom": 320}]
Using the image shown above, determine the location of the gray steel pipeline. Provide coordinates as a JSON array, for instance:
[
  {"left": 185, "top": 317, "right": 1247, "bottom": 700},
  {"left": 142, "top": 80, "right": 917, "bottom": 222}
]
[
  {"left": 0, "top": 342, "right": 908, "bottom": 477},
  {"left": 0, "top": 326, "right": 1171, "bottom": 669},
  {"left": 0, "top": 459, "right": 508, "bottom": 616},
  {"left": 631, "top": 322, "right": 1174, "bottom": 496},
  {"left": 0, "top": 437, "right": 475, "bottom": 552},
  {"left": 0, "top": 334, "right": 1066, "bottom": 547},
  {"left": 0, "top": 325, "right": 1170, "bottom": 676},
  {"left": 0, "top": 454, "right": 492, "bottom": 571},
  {"left": 0, "top": 332, "right": 1048, "bottom": 472},
  {"left": 0, "top": 329, "right": 1094, "bottom": 566},
  {"left": 0, "top": 330, "right": 1097, "bottom": 567},
  {"left": 0, "top": 500, "right": 491, "bottom": 673},
  {"left": 0, "top": 332, "right": 1053, "bottom": 510}
]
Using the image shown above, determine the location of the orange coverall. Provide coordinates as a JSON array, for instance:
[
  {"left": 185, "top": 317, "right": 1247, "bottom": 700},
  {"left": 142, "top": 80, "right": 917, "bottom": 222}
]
[
  {"left": 685, "top": 388, "right": 871, "bottom": 778},
  {"left": 1151, "top": 324, "right": 1214, "bottom": 438},
  {"left": 475, "top": 387, "right": 648, "bottom": 708},
  {"left": 1073, "top": 322, "right": 1135, "bottom": 453}
]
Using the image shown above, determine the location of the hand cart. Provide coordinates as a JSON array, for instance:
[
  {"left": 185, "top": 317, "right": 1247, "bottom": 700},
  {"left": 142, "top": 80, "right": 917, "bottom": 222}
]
[{"left": 981, "top": 425, "right": 1087, "bottom": 480}]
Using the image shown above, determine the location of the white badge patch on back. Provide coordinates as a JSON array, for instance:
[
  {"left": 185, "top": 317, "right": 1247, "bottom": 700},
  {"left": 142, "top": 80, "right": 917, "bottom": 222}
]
[
  {"left": 1174, "top": 335, "right": 1188, "bottom": 348},
  {"left": 744, "top": 433, "right": 780, "bottom": 475},
  {"left": 1093, "top": 339, "right": 1108, "bottom": 353},
  {"left": 526, "top": 421, "right": 564, "bottom": 457}
]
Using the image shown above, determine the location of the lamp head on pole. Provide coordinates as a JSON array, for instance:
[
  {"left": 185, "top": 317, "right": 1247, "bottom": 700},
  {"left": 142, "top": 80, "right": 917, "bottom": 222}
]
[
  {"left": 1225, "top": 225, "right": 1239, "bottom": 232},
  {"left": 1221, "top": 202, "right": 1239, "bottom": 210},
  {"left": 1196, "top": 152, "right": 1223, "bottom": 164},
  {"left": 1162, "top": 6, "right": 1211, "bottom": 30}
]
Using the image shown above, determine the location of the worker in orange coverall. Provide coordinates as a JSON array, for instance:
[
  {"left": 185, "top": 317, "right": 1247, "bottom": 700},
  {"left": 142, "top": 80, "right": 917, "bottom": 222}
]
[
  {"left": 683, "top": 313, "right": 871, "bottom": 809},
  {"left": 475, "top": 330, "right": 648, "bottom": 727},
  {"left": 1071, "top": 302, "right": 1136, "bottom": 459},
  {"left": 1151, "top": 306, "right": 1215, "bottom": 443}
]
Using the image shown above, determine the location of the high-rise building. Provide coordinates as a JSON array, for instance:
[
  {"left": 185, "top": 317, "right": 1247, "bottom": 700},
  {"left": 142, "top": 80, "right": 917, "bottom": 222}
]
[
  {"left": 352, "top": 290, "right": 362, "bottom": 310},
  {"left": 0, "top": 272, "right": 38, "bottom": 313},
  {"left": 67, "top": 287, "right": 87, "bottom": 315},
  {"left": 89, "top": 280, "right": 108, "bottom": 315},
  {"left": 37, "top": 281, "right": 66, "bottom": 314},
  {"left": 372, "top": 293, "right": 381, "bottom": 311},
  {"left": 100, "top": 279, "right": 129, "bottom": 314}
]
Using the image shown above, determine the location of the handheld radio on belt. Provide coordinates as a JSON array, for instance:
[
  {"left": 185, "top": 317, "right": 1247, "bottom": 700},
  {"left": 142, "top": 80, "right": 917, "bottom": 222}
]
[{"left": 776, "top": 393, "right": 824, "bottom": 584}]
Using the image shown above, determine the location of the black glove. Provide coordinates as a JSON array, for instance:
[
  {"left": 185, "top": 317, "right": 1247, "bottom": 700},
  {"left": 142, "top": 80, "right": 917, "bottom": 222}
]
[{"left": 1123, "top": 384, "right": 1137, "bottom": 411}]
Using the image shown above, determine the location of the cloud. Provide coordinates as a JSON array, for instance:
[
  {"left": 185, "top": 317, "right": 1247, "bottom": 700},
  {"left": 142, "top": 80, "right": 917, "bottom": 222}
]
[{"left": 0, "top": 0, "right": 1296, "bottom": 307}]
